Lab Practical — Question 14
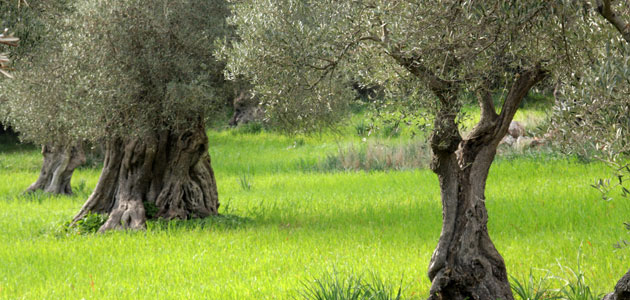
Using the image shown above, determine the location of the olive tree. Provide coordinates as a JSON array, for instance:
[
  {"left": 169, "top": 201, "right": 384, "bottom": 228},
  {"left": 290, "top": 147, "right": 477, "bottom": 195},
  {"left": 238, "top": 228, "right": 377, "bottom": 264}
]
[
  {"left": 223, "top": 1, "right": 576, "bottom": 298},
  {"left": 5, "top": 0, "right": 231, "bottom": 231},
  {"left": 0, "top": 0, "right": 87, "bottom": 195},
  {"left": 553, "top": 1, "right": 630, "bottom": 298}
]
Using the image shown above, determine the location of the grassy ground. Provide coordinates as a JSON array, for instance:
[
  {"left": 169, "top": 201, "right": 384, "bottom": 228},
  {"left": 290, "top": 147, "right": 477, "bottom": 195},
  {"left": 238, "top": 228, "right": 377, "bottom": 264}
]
[{"left": 0, "top": 115, "right": 628, "bottom": 299}]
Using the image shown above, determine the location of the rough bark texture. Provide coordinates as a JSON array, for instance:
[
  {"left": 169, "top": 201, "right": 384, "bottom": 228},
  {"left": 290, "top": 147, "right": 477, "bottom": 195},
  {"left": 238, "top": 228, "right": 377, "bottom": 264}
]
[
  {"left": 426, "top": 68, "right": 547, "bottom": 300},
  {"left": 72, "top": 123, "right": 219, "bottom": 232},
  {"left": 603, "top": 269, "right": 630, "bottom": 300},
  {"left": 26, "top": 143, "right": 86, "bottom": 195}
]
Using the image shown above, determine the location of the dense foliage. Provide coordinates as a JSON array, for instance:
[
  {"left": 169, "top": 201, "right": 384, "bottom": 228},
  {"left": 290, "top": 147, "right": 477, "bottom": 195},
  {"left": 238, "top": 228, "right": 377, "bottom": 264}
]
[
  {"left": 1, "top": 0, "right": 233, "bottom": 145},
  {"left": 553, "top": 1, "right": 630, "bottom": 164},
  {"left": 224, "top": 1, "right": 582, "bottom": 133}
]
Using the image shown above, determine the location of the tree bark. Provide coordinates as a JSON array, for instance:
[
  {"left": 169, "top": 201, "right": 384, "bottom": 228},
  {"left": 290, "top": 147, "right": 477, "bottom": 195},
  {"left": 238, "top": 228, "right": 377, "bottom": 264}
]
[
  {"left": 427, "top": 68, "right": 547, "bottom": 300},
  {"left": 26, "top": 143, "right": 86, "bottom": 195},
  {"left": 71, "top": 123, "right": 219, "bottom": 232},
  {"left": 603, "top": 269, "right": 630, "bottom": 300}
]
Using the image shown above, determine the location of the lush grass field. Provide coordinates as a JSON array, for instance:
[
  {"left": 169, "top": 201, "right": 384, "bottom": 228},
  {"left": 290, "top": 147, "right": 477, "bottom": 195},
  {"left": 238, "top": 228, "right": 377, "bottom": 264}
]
[{"left": 0, "top": 128, "right": 628, "bottom": 299}]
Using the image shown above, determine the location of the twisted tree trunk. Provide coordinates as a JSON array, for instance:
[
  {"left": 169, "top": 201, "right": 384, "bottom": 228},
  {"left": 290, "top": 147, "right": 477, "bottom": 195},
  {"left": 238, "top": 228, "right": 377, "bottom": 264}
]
[
  {"left": 426, "top": 67, "right": 547, "bottom": 300},
  {"left": 72, "top": 123, "right": 219, "bottom": 232},
  {"left": 603, "top": 269, "right": 630, "bottom": 300},
  {"left": 26, "top": 143, "right": 86, "bottom": 195}
]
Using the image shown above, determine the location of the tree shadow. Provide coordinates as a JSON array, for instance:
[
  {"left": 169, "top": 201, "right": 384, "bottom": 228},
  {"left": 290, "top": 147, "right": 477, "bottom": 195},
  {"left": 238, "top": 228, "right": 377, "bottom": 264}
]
[{"left": 145, "top": 214, "right": 254, "bottom": 232}]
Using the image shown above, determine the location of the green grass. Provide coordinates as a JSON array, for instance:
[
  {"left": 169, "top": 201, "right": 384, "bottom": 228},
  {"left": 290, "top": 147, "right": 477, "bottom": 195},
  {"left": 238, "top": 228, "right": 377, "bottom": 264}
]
[{"left": 0, "top": 126, "right": 628, "bottom": 299}]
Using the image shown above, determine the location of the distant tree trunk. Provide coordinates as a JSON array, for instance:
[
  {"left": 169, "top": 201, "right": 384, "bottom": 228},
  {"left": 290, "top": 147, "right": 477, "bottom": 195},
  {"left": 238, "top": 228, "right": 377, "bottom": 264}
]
[
  {"left": 26, "top": 143, "right": 86, "bottom": 195},
  {"left": 72, "top": 122, "right": 219, "bottom": 232},
  {"left": 426, "top": 68, "right": 546, "bottom": 300},
  {"left": 228, "top": 90, "right": 262, "bottom": 126},
  {"left": 603, "top": 269, "right": 630, "bottom": 300}
]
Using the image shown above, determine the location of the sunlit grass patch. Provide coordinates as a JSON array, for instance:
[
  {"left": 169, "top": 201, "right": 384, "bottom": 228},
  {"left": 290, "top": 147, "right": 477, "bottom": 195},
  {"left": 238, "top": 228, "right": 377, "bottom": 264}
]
[{"left": 0, "top": 126, "right": 627, "bottom": 299}]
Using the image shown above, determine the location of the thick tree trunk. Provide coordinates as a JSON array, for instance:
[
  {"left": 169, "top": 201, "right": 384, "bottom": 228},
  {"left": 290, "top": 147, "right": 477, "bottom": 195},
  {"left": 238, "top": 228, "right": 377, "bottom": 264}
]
[
  {"left": 603, "top": 269, "right": 630, "bottom": 300},
  {"left": 72, "top": 123, "right": 219, "bottom": 232},
  {"left": 427, "top": 143, "right": 513, "bottom": 300},
  {"left": 425, "top": 67, "right": 547, "bottom": 300},
  {"left": 26, "top": 143, "right": 86, "bottom": 195}
]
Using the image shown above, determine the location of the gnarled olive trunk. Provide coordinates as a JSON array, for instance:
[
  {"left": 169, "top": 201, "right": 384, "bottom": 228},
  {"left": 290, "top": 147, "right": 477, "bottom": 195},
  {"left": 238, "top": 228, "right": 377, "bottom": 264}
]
[
  {"left": 27, "top": 143, "right": 86, "bottom": 195},
  {"left": 426, "top": 67, "right": 547, "bottom": 300},
  {"left": 603, "top": 269, "right": 630, "bottom": 300},
  {"left": 427, "top": 141, "right": 512, "bottom": 300},
  {"left": 72, "top": 124, "right": 219, "bottom": 232}
]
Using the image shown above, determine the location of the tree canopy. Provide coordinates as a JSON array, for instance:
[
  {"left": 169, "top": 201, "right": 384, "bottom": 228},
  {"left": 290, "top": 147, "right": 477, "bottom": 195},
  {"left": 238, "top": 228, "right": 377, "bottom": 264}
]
[
  {"left": 2, "top": 0, "right": 233, "bottom": 146},
  {"left": 554, "top": 0, "right": 630, "bottom": 164},
  {"left": 224, "top": 1, "right": 581, "bottom": 134}
]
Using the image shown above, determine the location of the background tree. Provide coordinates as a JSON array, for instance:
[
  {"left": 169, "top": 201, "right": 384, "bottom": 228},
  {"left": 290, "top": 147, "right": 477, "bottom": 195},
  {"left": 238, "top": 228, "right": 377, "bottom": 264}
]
[
  {"left": 553, "top": 1, "right": 630, "bottom": 298},
  {"left": 0, "top": 0, "right": 87, "bottom": 195},
  {"left": 223, "top": 1, "right": 578, "bottom": 298},
  {"left": 4, "top": 0, "right": 232, "bottom": 231}
]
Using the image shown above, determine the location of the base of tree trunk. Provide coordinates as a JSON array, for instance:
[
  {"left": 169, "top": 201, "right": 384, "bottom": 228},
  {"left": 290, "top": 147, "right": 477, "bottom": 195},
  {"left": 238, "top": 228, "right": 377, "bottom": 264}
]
[
  {"left": 26, "top": 143, "right": 86, "bottom": 195},
  {"left": 72, "top": 125, "right": 219, "bottom": 232},
  {"left": 603, "top": 269, "right": 630, "bottom": 300}
]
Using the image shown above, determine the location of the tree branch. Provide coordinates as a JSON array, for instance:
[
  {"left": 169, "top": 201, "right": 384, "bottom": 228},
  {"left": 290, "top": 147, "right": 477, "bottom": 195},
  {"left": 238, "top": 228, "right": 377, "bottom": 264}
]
[
  {"left": 386, "top": 51, "right": 456, "bottom": 104},
  {"left": 493, "top": 65, "right": 547, "bottom": 142},
  {"left": 0, "top": 29, "right": 19, "bottom": 78},
  {"left": 305, "top": 35, "right": 379, "bottom": 90},
  {"left": 597, "top": 0, "right": 630, "bottom": 43},
  {"left": 478, "top": 86, "right": 498, "bottom": 124}
]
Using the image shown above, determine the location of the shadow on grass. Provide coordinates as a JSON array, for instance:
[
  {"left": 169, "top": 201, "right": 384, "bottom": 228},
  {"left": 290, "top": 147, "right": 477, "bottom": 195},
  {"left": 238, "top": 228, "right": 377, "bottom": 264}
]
[
  {"left": 46, "top": 213, "right": 254, "bottom": 238},
  {"left": 146, "top": 214, "right": 254, "bottom": 232},
  {"left": 0, "top": 134, "right": 37, "bottom": 153}
]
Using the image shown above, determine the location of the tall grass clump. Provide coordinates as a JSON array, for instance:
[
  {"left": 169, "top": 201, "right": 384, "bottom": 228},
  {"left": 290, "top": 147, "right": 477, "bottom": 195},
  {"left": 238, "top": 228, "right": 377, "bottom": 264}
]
[
  {"left": 297, "top": 271, "right": 402, "bottom": 300},
  {"left": 317, "top": 140, "right": 431, "bottom": 172},
  {"left": 511, "top": 270, "right": 561, "bottom": 300},
  {"left": 555, "top": 262, "right": 602, "bottom": 300}
]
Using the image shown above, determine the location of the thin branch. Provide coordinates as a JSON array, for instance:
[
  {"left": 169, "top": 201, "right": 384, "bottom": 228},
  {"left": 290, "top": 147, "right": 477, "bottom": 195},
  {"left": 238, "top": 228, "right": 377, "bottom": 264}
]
[
  {"left": 0, "top": 29, "right": 19, "bottom": 78},
  {"left": 0, "top": 29, "right": 19, "bottom": 47},
  {"left": 597, "top": 0, "right": 630, "bottom": 43},
  {"left": 305, "top": 35, "right": 379, "bottom": 90},
  {"left": 493, "top": 65, "right": 548, "bottom": 142},
  {"left": 385, "top": 50, "right": 456, "bottom": 104}
]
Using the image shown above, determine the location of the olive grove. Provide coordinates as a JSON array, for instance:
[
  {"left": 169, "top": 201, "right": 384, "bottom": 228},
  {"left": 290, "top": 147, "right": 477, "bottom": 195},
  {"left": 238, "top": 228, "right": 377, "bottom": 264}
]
[{"left": 222, "top": 1, "right": 587, "bottom": 298}]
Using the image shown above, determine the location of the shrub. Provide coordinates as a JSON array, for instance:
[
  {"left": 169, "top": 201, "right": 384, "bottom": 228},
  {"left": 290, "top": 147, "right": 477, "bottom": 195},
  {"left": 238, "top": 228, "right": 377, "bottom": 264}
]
[{"left": 56, "top": 212, "right": 107, "bottom": 236}]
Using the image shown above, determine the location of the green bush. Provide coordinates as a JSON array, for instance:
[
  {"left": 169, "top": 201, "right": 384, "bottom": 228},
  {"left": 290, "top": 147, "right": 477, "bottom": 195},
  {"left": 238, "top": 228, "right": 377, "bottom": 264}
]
[{"left": 56, "top": 212, "right": 107, "bottom": 236}]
